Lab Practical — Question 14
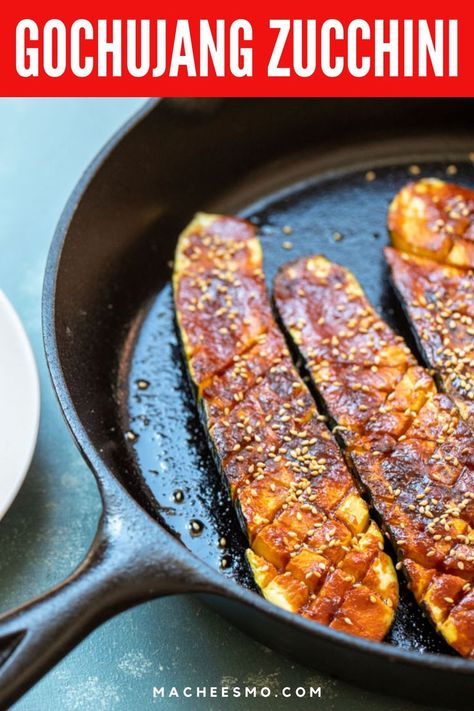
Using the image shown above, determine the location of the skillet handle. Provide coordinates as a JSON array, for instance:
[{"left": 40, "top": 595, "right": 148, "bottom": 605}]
[{"left": 0, "top": 498, "right": 227, "bottom": 709}]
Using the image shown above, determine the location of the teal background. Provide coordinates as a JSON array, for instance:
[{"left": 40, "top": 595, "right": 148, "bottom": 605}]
[{"left": 0, "top": 99, "right": 454, "bottom": 711}]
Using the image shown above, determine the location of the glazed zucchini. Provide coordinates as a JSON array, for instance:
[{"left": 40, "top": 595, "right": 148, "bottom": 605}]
[
  {"left": 274, "top": 256, "right": 474, "bottom": 657},
  {"left": 386, "top": 248, "right": 474, "bottom": 425},
  {"left": 174, "top": 214, "right": 398, "bottom": 640},
  {"left": 388, "top": 178, "right": 474, "bottom": 269}
]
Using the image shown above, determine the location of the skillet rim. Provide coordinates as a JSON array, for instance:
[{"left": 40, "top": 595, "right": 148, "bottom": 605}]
[{"left": 42, "top": 96, "right": 474, "bottom": 676}]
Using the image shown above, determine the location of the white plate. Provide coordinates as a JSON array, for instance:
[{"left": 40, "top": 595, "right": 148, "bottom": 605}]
[{"left": 0, "top": 290, "right": 40, "bottom": 519}]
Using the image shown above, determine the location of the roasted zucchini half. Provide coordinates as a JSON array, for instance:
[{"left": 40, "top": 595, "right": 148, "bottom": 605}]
[
  {"left": 174, "top": 214, "right": 398, "bottom": 640},
  {"left": 388, "top": 178, "right": 474, "bottom": 269},
  {"left": 275, "top": 255, "right": 474, "bottom": 657},
  {"left": 386, "top": 247, "right": 474, "bottom": 425}
]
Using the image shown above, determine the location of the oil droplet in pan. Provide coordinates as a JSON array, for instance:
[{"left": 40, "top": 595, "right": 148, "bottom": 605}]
[
  {"left": 173, "top": 489, "right": 184, "bottom": 503},
  {"left": 189, "top": 519, "right": 204, "bottom": 536}
]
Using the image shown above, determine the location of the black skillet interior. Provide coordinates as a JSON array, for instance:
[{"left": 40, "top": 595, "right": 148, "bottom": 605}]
[
  {"left": 122, "top": 109, "right": 474, "bottom": 655},
  {"left": 53, "top": 99, "right": 474, "bottom": 666}
]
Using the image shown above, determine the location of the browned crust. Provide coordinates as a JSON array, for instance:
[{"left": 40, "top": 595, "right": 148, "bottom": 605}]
[
  {"left": 174, "top": 214, "right": 397, "bottom": 639},
  {"left": 388, "top": 178, "right": 474, "bottom": 269},
  {"left": 385, "top": 247, "right": 474, "bottom": 425},
  {"left": 274, "top": 255, "right": 474, "bottom": 657}
]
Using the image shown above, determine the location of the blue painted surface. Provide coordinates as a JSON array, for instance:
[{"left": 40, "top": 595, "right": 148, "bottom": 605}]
[{"left": 0, "top": 99, "right": 445, "bottom": 711}]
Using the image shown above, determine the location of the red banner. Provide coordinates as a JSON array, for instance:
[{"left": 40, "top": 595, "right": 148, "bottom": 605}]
[{"left": 0, "top": 0, "right": 472, "bottom": 96}]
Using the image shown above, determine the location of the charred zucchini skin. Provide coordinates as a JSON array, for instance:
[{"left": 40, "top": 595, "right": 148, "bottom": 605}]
[
  {"left": 174, "top": 214, "right": 398, "bottom": 640},
  {"left": 385, "top": 247, "right": 474, "bottom": 426},
  {"left": 274, "top": 256, "right": 474, "bottom": 657},
  {"left": 388, "top": 178, "right": 474, "bottom": 269}
]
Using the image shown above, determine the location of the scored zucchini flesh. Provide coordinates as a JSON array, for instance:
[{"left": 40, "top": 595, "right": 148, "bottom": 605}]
[
  {"left": 274, "top": 255, "right": 474, "bottom": 657},
  {"left": 388, "top": 178, "right": 474, "bottom": 269},
  {"left": 173, "top": 213, "right": 398, "bottom": 640},
  {"left": 386, "top": 248, "right": 474, "bottom": 425}
]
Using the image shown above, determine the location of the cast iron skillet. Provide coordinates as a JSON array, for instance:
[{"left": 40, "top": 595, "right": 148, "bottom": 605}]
[{"left": 0, "top": 99, "right": 473, "bottom": 709}]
